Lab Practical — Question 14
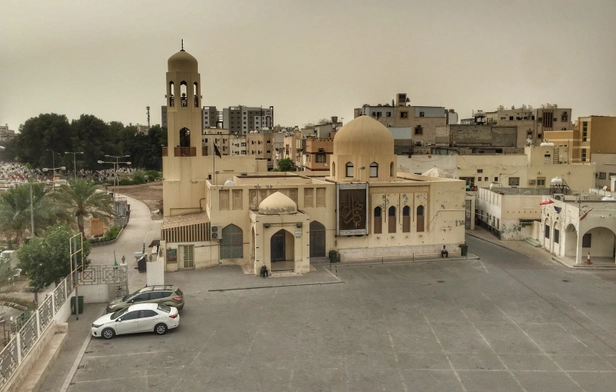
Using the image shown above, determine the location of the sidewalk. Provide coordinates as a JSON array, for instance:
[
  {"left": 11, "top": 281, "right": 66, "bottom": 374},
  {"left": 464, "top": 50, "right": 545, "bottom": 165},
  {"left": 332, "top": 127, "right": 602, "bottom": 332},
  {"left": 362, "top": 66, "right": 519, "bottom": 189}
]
[
  {"left": 466, "top": 227, "right": 616, "bottom": 270},
  {"left": 37, "top": 303, "right": 106, "bottom": 392}
]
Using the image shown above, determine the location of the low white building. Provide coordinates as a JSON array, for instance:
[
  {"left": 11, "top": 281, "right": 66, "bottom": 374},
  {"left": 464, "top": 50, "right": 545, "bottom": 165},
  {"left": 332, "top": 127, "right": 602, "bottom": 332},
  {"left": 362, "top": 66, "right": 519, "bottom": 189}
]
[{"left": 540, "top": 194, "right": 616, "bottom": 265}]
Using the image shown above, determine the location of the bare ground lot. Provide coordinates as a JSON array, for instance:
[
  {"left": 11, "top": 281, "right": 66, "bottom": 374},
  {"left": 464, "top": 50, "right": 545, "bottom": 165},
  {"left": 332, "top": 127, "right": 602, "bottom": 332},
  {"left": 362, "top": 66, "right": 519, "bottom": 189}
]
[{"left": 116, "top": 182, "right": 163, "bottom": 220}]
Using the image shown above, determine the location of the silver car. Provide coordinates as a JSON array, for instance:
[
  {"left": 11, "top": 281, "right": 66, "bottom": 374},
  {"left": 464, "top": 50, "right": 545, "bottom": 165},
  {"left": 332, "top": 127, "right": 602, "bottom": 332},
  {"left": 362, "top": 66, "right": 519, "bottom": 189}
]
[{"left": 91, "top": 303, "right": 180, "bottom": 339}]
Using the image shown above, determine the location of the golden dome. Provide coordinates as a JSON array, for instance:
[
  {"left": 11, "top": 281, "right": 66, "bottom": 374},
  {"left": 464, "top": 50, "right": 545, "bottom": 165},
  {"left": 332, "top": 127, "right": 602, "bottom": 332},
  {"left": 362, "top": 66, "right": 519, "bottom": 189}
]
[
  {"left": 334, "top": 116, "right": 394, "bottom": 156},
  {"left": 168, "top": 50, "right": 198, "bottom": 73}
]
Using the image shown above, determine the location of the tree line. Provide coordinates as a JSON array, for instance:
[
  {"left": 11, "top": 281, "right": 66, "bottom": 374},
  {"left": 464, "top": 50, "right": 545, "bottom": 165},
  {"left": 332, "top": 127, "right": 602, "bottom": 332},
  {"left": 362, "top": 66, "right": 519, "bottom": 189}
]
[{"left": 2, "top": 113, "right": 167, "bottom": 171}]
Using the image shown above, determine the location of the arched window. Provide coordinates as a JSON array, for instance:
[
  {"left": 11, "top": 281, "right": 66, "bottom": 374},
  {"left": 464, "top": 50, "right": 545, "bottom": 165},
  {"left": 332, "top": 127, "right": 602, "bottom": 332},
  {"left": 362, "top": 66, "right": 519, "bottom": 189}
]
[
  {"left": 374, "top": 207, "right": 382, "bottom": 234},
  {"left": 390, "top": 162, "right": 394, "bottom": 177},
  {"left": 402, "top": 206, "right": 410, "bottom": 232},
  {"left": 417, "top": 205, "right": 425, "bottom": 232},
  {"left": 180, "top": 81, "right": 188, "bottom": 107},
  {"left": 331, "top": 161, "right": 335, "bottom": 177},
  {"left": 193, "top": 82, "right": 199, "bottom": 107},
  {"left": 388, "top": 206, "right": 396, "bottom": 233},
  {"left": 169, "top": 82, "right": 175, "bottom": 107},
  {"left": 370, "top": 162, "right": 378, "bottom": 178},
  {"left": 221, "top": 224, "right": 243, "bottom": 259},
  {"left": 179, "top": 127, "right": 191, "bottom": 148},
  {"left": 345, "top": 162, "right": 354, "bottom": 178}
]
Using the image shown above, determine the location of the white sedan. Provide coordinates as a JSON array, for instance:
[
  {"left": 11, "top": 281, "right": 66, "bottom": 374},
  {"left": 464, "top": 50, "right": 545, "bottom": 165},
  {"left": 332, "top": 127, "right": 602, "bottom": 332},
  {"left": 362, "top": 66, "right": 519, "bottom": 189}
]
[{"left": 91, "top": 303, "right": 180, "bottom": 339}]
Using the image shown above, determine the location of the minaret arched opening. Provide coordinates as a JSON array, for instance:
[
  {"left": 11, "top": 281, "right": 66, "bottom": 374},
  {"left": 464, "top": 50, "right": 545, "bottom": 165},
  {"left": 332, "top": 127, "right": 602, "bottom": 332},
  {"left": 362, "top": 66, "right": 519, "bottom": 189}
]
[
  {"left": 168, "top": 82, "right": 175, "bottom": 107},
  {"left": 193, "top": 82, "right": 199, "bottom": 107},
  {"left": 180, "top": 82, "right": 188, "bottom": 107},
  {"left": 179, "top": 127, "right": 191, "bottom": 147}
]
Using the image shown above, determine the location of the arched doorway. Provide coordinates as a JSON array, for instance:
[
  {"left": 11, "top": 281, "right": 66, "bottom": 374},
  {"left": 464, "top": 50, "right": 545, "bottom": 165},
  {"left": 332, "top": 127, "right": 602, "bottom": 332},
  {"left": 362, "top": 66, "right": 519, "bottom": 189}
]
[
  {"left": 221, "top": 224, "right": 243, "bottom": 259},
  {"left": 564, "top": 224, "right": 577, "bottom": 258},
  {"left": 582, "top": 227, "right": 616, "bottom": 260},
  {"left": 310, "top": 221, "right": 326, "bottom": 257},
  {"left": 270, "top": 229, "right": 295, "bottom": 270}
]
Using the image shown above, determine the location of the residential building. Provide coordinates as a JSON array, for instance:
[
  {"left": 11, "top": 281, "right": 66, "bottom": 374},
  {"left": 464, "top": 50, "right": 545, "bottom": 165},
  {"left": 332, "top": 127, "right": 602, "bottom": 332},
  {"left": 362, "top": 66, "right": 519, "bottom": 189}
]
[
  {"left": 246, "top": 130, "right": 275, "bottom": 170},
  {"left": 354, "top": 93, "right": 449, "bottom": 148},
  {"left": 222, "top": 106, "right": 274, "bottom": 134},
  {"left": 0, "top": 124, "right": 16, "bottom": 142}
]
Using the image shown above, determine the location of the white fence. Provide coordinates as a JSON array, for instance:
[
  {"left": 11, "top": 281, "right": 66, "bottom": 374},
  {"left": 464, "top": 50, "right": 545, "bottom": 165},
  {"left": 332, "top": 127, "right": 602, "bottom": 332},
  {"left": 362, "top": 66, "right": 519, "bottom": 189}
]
[{"left": 0, "top": 276, "right": 70, "bottom": 390}]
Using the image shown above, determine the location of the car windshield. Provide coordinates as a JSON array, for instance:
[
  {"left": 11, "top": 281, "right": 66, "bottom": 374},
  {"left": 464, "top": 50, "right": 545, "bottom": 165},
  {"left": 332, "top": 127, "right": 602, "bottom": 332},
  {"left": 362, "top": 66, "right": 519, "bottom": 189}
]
[
  {"left": 110, "top": 307, "right": 129, "bottom": 320},
  {"left": 157, "top": 304, "right": 171, "bottom": 313}
]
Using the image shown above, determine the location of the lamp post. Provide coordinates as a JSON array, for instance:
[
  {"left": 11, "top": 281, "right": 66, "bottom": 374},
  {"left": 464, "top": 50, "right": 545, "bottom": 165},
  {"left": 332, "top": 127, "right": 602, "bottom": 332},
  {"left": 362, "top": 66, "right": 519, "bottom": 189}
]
[
  {"left": 65, "top": 151, "right": 84, "bottom": 180},
  {"left": 98, "top": 154, "right": 131, "bottom": 197},
  {"left": 42, "top": 166, "right": 66, "bottom": 190}
]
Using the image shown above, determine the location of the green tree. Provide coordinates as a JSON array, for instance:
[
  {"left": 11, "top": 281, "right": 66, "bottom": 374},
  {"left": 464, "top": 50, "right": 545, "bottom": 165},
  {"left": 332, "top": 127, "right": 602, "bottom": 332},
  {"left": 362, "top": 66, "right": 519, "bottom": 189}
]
[
  {"left": 0, "top": 183, "right": 69, "bottom": 247},
  {"left": 14, "top": 113, "right": 72, "bottom": 168},
  {"left": 51, "top": 179, "right": 115, "bottom": 238},
  {"left": 276, "top": 158, "right": 297, "bottom": 172},
  {"left": 18, "top": 223, "right": 91, "bottom": 288}
]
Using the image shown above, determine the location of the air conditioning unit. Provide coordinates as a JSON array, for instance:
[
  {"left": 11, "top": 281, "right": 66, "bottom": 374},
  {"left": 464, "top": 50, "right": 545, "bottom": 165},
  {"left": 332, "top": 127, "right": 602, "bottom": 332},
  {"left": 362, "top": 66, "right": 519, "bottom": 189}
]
[
  {"left": 528, "top": 179, "right": 536, "bottom": 185},
  {"left": 210, "top": 225, "right": 223, "bottom": 240},
  {"left": 553, "top": 194, "right": 564, "bottom": 201}
]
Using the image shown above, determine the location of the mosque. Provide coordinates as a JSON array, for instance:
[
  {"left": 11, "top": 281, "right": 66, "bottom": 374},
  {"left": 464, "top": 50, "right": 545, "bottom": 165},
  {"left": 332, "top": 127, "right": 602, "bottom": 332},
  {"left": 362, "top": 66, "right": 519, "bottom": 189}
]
[{"left": 158, "top": 47, "right": 467, "bottom": 275}]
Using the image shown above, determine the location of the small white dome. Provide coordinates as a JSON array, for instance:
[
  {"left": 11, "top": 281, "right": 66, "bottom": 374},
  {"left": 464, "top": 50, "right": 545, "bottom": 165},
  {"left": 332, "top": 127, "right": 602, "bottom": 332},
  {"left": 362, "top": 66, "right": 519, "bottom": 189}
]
[
  {"left": 224, "top": 178, "right": 235, "bottom": 186},
  {"left": 258, "top": 191, "right": 297, "bottom": 215}
]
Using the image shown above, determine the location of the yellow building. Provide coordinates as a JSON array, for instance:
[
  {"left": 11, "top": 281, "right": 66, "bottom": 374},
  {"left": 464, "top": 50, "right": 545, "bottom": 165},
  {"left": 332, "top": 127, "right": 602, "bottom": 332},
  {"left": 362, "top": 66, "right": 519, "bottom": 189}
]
[
  {"left": 159, "top": 49, "right": 467, "bottom": 274},
  {"left": 544, "top": 116, "right": 616, "bottom": 163}
]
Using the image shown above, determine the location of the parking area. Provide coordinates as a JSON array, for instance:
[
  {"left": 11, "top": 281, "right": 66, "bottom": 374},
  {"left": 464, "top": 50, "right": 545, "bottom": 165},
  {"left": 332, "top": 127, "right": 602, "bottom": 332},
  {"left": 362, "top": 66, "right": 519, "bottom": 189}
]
[{"left": 58, "top": 241, "right": 616, "bottom": 392}]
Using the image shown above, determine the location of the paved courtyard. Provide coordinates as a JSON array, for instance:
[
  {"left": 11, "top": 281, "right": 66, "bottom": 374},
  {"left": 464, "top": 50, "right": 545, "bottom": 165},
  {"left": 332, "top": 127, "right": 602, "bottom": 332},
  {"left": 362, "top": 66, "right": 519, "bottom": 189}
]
[{"left": 49, "top": 235, "right": 616, "bottom": 392}]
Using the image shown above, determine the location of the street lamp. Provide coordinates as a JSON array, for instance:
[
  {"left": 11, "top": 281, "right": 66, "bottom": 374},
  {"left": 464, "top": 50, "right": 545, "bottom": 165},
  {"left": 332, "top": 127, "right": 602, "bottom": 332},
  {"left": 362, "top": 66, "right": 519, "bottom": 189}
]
[
  {"left": 65, "top": 151, "right": 84, "bottom": 180},
  {"left": 98, "top": 154, "right": 131, "bottom": 197}
]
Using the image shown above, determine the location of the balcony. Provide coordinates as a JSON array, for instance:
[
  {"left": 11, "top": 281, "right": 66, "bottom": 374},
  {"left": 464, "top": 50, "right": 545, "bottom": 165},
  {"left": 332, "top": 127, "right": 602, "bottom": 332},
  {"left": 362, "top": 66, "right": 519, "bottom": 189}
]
[{"left": 174, "top": 147, "right": 196, "bottom": 157}]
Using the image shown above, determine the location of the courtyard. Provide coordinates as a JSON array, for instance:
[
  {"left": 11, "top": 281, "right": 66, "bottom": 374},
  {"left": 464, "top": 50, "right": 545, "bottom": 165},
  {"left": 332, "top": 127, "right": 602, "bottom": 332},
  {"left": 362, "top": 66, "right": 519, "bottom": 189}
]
[{"left": 45, "top": 235, "right": 616, "bottom": 391}]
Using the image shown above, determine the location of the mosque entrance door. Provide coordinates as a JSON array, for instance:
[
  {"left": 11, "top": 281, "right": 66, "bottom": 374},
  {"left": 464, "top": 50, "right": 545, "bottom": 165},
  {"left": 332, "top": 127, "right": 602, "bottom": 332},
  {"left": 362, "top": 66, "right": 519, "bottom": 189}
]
[
  {"left": 310, "top": 221, "right": 326, "bottom": 257},
  {"left": 271, "top": 230, "right": 285, "bottom": 262}
]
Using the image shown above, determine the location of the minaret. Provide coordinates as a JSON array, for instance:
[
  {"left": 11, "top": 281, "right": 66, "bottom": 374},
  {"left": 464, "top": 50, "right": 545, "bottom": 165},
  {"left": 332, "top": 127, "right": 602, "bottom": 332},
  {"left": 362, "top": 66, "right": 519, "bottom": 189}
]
[{"left": 165, "top": 43, "right": 202, "bottom": 157}]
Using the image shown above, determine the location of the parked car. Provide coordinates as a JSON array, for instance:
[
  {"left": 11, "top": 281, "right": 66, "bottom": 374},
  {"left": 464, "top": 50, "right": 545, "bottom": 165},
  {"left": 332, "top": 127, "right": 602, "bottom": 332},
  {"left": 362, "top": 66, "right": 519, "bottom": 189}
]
[
  {"left": 106, "top": 284, "right": 184, "bottom": 313},
  {"left": 92, "top": 303, "right": 179, "bottom": 339}
]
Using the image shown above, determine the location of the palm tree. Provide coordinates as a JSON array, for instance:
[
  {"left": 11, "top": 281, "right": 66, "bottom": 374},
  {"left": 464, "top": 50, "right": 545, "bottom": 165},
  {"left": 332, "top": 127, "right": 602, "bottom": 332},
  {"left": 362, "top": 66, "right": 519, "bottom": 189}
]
[
  {"left": 52, "top": 179, "right": 115, "bottom": 238},
  {"left": 0, "top": 182, "right": 67, "bottom": 247}
]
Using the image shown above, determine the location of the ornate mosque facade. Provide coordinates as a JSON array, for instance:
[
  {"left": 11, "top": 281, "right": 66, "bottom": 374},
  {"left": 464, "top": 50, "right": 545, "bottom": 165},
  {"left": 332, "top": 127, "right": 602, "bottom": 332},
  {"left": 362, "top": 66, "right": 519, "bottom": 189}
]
[{"left": 159, "top": 48, "right": 467, "bottom": 275}]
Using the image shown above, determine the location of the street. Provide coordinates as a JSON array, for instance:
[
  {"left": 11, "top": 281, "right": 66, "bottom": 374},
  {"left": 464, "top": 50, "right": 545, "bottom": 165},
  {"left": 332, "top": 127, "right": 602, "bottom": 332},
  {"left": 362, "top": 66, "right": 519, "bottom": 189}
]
[{"left": 54, "top": 234, "right": 616, "bottom": 392}]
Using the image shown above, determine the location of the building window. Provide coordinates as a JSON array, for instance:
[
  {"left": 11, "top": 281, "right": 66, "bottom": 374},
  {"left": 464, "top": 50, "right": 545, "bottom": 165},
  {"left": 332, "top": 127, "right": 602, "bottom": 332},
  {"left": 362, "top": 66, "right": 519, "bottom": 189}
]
[
  {"left": 544, "top": 224, "right": 550, "bottom": 239},
  {"left": 544, "top": 154, "right": 551, "bottom": 164},
  {"left": 388, "top": 206, "right": 396, "bottom": 233},
  {"left": 554, "top": 229, "right": 560, "bottom": 244},
  {"left": 537, "top": 177, "right": 546, "bottom": 187},
  {"left": 345, "top": 162, "right": 354, "bottom": 177},
  {"left": 509, "top": 177, "right": 520, "bottom": 186},
  {"left": 370, "top": 162, "right": 378, "bottom": 177},
  {"left": 390, "top": 162, "right": 394, "bottom": 177},
  {"left": 316, "top": 153, "right": 326, "bottom": 163},
  {"left": 581, "top": 149, "right": 587, "bottom": 162},
  {"left": 414, "top": 125, "right": 423, "bottom": 135},
  {"left": 400, "top": 112, "right": 408, "bottom": 119},
  {"left": 416, "top": 205, "right": 425, "bottom": 232},
  {"left": 582, "top": 121, "right": 588, "bottom": 142},
  {"left": 599, "top": 172, "right": 607, "bottom": 180},
  {"left": 386, "top": 112, "right": 392, "bottom": 117},
  {"left": 582, "top": 233, "right": 591, "bottom": 247},
  {"left": 402, "top": 206, "right": 410, "bottom": 232},
  {"left": 374, "top": 207, "right": 382, "bottom": 234},
  {"left": 419, "top": 111, "right": 425, "bottom": 117},
  {"left": 181, "top": 245, "right": 194, "bottom": 268},
  {"left": 477, "top": 169, "right": 483, "bottom": 173}
]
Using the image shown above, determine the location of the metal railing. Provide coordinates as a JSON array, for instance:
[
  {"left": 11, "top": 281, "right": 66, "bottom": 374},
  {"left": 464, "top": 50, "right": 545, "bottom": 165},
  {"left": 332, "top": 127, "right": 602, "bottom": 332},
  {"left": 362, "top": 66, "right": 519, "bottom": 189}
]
[{"left": 0, "top": 276, "right": 71, "bottom": 390}]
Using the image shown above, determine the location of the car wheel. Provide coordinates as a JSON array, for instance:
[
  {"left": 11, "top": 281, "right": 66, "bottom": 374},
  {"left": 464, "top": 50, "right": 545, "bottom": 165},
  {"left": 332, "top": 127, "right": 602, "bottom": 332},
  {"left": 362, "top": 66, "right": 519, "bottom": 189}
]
[
  {"left": 154, "top": 323, "right": 168, "bottom": 335},
  {"left": 102, "top": 328, "right": 115, "bottom": 339}
]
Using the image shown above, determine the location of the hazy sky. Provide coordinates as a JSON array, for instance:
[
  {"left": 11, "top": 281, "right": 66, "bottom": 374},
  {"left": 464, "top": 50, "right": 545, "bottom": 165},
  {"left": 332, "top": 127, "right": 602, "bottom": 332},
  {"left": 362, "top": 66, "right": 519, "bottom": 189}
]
[{"left": 2, "top": 0, "right": 615, "bottom": 131}]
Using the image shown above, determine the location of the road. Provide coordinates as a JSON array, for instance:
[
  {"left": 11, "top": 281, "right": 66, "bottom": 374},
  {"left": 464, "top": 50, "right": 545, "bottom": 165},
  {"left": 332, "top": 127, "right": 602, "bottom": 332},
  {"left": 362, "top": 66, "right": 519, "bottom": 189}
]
[{"left": 47, "top": 232, "right": 616, "bottom": 392}]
